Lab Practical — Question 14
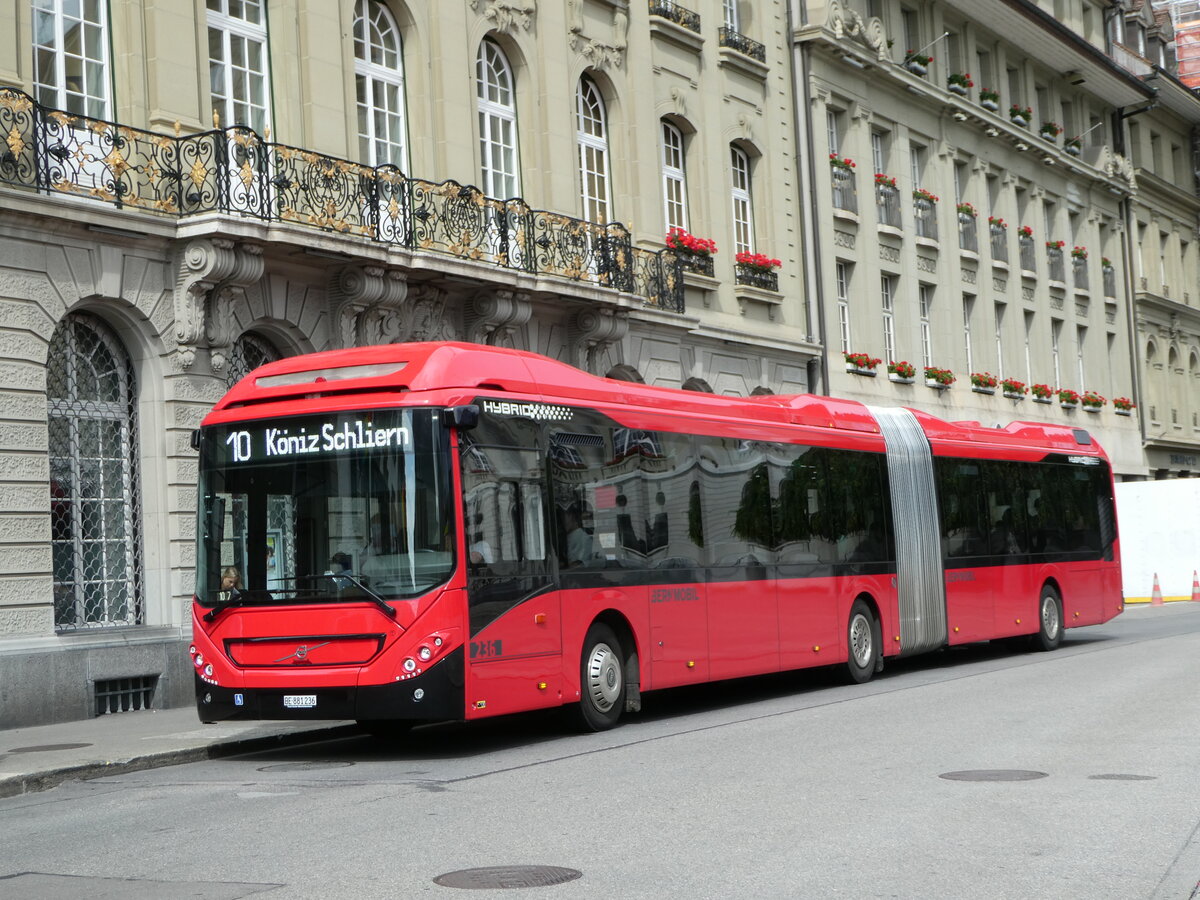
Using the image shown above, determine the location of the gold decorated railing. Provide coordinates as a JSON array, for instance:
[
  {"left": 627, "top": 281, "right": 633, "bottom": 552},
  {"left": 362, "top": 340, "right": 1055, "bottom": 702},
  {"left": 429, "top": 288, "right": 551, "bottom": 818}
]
[{"left": 0, "top": 89, "right": 683, "bottom": 312}]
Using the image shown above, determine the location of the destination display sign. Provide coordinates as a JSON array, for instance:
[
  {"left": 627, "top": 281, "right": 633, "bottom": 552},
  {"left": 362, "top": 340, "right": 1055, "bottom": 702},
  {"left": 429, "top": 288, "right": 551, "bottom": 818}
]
[{"left": 210, "top": 411, "right": 412, "bottom": 465}]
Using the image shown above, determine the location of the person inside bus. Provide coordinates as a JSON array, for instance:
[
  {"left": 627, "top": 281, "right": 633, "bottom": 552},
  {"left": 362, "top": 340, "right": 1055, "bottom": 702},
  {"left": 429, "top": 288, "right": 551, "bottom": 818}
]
[
  {"left": 990, "top": 507, "right": 1021, "bottom": 555},
  {"left": 219, "top": 566, "right": 243, "bottom": 602},
  {"left": 326, "top": 552, "right": 354, "bottom": 589},
  {"left": 563, "top": 502, "right": 597, "bottom": 568}
]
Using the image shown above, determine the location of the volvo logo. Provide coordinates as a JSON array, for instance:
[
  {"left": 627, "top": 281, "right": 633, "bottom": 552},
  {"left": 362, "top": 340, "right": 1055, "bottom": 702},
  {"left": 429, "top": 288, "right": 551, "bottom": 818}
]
[{"left": 274, "top": 641, "right": 330, "bottom": 664}]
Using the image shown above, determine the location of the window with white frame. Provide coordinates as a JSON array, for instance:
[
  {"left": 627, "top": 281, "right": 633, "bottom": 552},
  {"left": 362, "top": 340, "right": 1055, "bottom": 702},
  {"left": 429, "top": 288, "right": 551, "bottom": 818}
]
[
  {"left": 33, "top": 0, "right": 111, "bottom": 118},
  {"left": 827, "top": 110, "right": 841, "bottom": 156},
  {"left": 881, "top": 275, "right": 897, "bottom": 364},
  {"left": 871, "top": 130, "right": 887, "bottom": 174},
  {"left": 909, "top": 141, "right": 926, "bottom": 189},
  {"left": 1024, "top": 310, "right": 1034, "bottom": 384},
  {"left": 963, "top": 294, "right": 975, "bottom": 374},
  {"left": 837, "top": 262, "right": 852, "bottom": 353},
  {"left": 355, "top": 0, "right": 407, "bottom": 168},
  {"left": 577, "top": 75, "right": 611, "bottom": 224},
  {"left": 723, "top": 0, "right": 740, "bottom": 31},
  {"left": 919, "top": 283, "right": 933, "bottom": 367},
  {"left": 1051, "top": 318, "right": 1063, "bottom": 386},
  {"left": 994, "top": 301, "right": 1006, "bottom": 379},
  {"left": 730, "top": 145, "right": 754, "bottom": 255},
  {"left": 477, "top": 39, "right": 519, "bottom": 198},
  {"left": 207, "top": 0, "right": 270, "bottom": 134},
  {"left": 661, "top": 120, "right": 688, "bottom": 233},
  {"left": 1076, "top": 324, "right": 1087, "bottom": 389}
]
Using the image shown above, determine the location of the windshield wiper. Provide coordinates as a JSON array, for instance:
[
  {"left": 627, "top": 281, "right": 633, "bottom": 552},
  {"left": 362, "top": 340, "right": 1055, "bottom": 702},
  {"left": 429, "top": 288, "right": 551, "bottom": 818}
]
[{"left": 338, "top": 574, "right": 397, "bottom": 619}]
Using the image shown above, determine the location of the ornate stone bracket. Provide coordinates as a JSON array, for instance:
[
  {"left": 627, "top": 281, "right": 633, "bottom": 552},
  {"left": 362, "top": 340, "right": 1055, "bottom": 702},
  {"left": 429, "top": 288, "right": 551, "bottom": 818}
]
[
  {"left": 465, "top": 289, "right": 532, "bottom": 346},
  {"left": 825, "top": 0, "right": 890, "bottom": 62},
  {"left": 469, "top": 0, "right": 536, "bottom": 34},
  {"left": 327, "top": 266, "right": 409, "bottom": 349},
  {"left": 568, "top": 307, "right": 628, "bottom": 373},
  {"left": 399, "top": 285, "right": 454, "bottom": 343},
  {"left": 1105, "top": 149, "right": 1137, "bottom": 191},
  {"left": 174, "top": 238, "right": 264, "bottom": 370},
  {"left": 568, "top": 0, "right": 627, "bottom": 70}
]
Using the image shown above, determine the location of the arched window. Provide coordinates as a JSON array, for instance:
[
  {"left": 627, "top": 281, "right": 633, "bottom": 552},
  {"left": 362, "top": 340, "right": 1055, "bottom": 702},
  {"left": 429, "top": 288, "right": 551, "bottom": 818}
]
[
  {"left": 227, "top": 331, "right": 283, "bottom": 388},
  {"left": 354, "top": 0, "right": 408, "bottom": 168},
  {"left": 576, "top": 76, "right": 611, "bottom": 224},
  {"left": 477, "top": 39, "right": 520, "bottom": 199},
  {"left": 730, "top": 145, "right": 754, "bottom": 254},
  {"left": 661, "top": 120, "right": 688, "bottom": 233},
  {"left": 207, "top": 0, "right": 270, "bottom": 133},
  {"left": 32, "top": 0, "right": 111, "bottom": 118},
  {"left": 47, "top": 313, "right": 142, "bottom": 630}
]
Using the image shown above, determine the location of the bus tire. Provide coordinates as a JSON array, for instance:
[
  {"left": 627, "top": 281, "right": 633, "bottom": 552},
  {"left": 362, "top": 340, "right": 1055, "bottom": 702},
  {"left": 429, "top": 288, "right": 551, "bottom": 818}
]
[
  {"left": 575, "top": 622, "right": 625, "bottom": 732},
  {"left": 1034, "top": 586, "right": 1063, "bottom": 652},
  {"left": 846, "top": 599, "right": 881, "bottom": 684}
]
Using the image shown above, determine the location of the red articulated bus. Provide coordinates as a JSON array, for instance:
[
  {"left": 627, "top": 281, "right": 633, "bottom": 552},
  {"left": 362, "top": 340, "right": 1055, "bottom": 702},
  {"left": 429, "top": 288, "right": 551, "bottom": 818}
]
[{"left": 190, "top": 342, "right": 1122, "bottom": 732}]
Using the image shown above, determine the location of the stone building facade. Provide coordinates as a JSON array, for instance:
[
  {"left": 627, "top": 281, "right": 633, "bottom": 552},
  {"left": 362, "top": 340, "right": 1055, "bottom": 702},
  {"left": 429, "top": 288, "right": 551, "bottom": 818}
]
[{"left": 0, "top": 0, "right": 811, "bottom": 725}]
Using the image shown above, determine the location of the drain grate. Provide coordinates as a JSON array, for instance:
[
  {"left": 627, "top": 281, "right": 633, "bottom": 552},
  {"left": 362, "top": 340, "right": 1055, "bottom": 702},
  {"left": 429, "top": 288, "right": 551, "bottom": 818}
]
[
  {"left": 940, "top": 769, "right": 1049, "bottom": 782},
  {"left": 433, "top": 866, "right": 582, "bottom": 890},
  {"left": 94, "top": 675, "right": 157, "bottom": 716}
]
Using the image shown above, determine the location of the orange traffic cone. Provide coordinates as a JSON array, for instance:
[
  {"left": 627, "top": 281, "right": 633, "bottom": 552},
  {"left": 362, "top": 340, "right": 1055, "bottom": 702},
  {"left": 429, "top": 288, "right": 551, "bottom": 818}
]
[
  {"left": 1152, "top": 573, "right": 1164, "bottom": 606},
  {"left": 1192, "top": 571, "right": 1200, "bottom": 603}
]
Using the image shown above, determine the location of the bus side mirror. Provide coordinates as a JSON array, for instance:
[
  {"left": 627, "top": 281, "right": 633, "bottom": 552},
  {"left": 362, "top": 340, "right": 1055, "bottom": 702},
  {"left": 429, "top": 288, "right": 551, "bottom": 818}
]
[
  {"left": 441, "top": 405, "right": 480, "bottom": 430},
  {"left": 190, "top": 429, "right": 202, "bottom": 451}
]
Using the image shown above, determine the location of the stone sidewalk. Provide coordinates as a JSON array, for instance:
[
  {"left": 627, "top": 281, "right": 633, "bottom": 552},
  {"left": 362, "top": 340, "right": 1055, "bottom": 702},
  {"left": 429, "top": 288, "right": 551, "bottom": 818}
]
[{"left": 0, "top": 706, "right": 358, "bottom": 798}]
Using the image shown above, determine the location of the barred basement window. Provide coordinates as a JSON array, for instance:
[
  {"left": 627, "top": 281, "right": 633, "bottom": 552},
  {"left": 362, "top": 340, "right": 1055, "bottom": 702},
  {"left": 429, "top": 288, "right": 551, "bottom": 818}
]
[
  {"left": 95, "top": 675, "right": 157, "bottom": 716},
  {"left": 48, "top": 312, "right": 144, "bottom": 630}
]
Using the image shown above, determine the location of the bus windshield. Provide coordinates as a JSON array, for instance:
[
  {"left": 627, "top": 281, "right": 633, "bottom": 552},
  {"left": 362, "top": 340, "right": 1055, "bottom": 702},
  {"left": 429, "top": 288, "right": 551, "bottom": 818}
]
[{"left": 196, "top": 408, "right": 455, "bottom": 607}]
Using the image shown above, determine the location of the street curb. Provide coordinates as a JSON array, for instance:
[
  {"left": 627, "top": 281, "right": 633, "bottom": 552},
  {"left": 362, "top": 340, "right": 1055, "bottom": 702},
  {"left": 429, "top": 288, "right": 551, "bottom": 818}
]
[{"left": 0, "top": 723, "right": 361, "bottom": 800}]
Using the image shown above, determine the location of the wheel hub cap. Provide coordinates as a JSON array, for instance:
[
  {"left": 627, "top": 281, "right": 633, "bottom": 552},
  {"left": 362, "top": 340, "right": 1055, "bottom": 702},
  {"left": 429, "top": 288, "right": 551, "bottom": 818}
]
[{"left": 586, "top": 643, "right": 621, "bottom": 712}]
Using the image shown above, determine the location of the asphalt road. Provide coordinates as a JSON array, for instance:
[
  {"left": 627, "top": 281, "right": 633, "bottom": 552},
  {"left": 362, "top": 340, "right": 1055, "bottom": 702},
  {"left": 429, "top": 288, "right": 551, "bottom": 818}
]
[{"left": 2, "top": 603, "right": 1199, "bottom": 900}]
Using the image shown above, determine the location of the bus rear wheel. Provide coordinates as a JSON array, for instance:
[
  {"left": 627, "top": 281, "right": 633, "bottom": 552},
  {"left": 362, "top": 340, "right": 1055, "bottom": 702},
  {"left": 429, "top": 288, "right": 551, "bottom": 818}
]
[
  {"left": 1033, "top": 586, "right": 1063, "bottom": 652},
  {"left": 846, "top": 599, "right": 881, "bottom": 684},
  {"left": 574, "top": 623, "right": 625, "bottom": 732}
]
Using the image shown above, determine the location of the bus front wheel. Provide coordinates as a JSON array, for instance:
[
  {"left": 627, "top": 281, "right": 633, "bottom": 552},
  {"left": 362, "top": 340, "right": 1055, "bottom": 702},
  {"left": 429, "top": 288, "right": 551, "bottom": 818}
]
[
  {"left": 1034, "top": 586, "right": 1063, "bottom": 652},
  {"left": 575, "top": 622, "right": 625, "bottom": 732},
  {"left": 846, "top": 599, "right": 881, "bottom": 684}
]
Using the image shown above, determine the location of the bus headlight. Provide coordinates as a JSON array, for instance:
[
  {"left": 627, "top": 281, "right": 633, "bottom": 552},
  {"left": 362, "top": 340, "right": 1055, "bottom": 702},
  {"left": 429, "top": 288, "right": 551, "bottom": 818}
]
[
  {"left": 418, "top": 646, "right": 432, "bottom": 662},
  {"left": 403, "top": 657, "right": 417, "bottom": 672}
]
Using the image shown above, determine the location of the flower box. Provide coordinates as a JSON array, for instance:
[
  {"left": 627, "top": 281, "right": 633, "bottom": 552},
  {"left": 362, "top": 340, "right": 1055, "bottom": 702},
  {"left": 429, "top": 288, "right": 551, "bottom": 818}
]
[
  {"left": 926, "top": 379, "right": 951, "bottom": 390},
  {"left": 887, "top": 361, "right": 916, "bottom": 383},
  {"left": 1115, "top": 409, "right": 1132, "bottom": 417},
  {"left": 981, "top": 99, "right": 1000, "bottom": 112},
  {"left": 1033, "top": 396, "right": 1053, "bottom": 404},
  {"left": 846, "top": 364, "right": 878, "bottom": 376},
  {"left": 973, "top": 386, "right": 996, "bottom": 395},
  {"left": 1083, "top": 405, "right": 1100, "bottom": 413},
  {"left": 1003, "top": 391, "right": 1025, "bottom": 400},
  {"left": 1060, "top": 401, "right": 1078, "bottom": 410},
  {"left": 889, "top": 374, "right": 915, "bottom": 384},
  {"left": 844, "top": 353, "right": 881, "bottom": 376}
]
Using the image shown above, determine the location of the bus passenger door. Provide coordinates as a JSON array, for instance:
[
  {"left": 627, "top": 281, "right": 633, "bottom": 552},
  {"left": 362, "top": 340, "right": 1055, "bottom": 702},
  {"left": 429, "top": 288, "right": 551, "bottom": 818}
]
[{"left": 461, "top": 437, "right": 561, "bottom": 717}]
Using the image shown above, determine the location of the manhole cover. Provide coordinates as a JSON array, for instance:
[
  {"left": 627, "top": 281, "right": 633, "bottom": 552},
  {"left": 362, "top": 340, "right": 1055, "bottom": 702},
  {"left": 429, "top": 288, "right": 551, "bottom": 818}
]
[
  {"left": 1089, "top": 773, "right": 1157, "bottom": 781},
  {"left": 8, "top": 743, "right": 93, "bottom": 753},
  {"left": 256, "top": 760, "right": 355, "bottom": 772},
  {"left": 433, "top": 866, "right": 582, "bottom": 890},
  {"left": 940, "top": 769, "right": 1049, "bottom": 782}
]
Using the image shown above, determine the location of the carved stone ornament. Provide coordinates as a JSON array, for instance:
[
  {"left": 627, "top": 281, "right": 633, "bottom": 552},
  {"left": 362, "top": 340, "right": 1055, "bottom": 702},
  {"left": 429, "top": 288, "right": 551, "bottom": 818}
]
[
  {"left": 174, "top": 238, "right": 264, "bottom": 370},
  {"left": 469, "top": 0, "right": 536, "bottom": 34},
  {"left": 568, "top": 0, "right": 627, "bottom": 70},
  {"left": 568, "top": 307, "right": 628, "bottom": 373},
  {"left": 825, "top": 0, "right": 890, "bottom": 62},
  {"left": 327, "top": 266, "right": 409, "bottom": 349},
  {"left": 466, "top": 289, "right": 532, "bottom": 346},
  {"left": 1106, "top": 150, "right": 1137, "bottom": 190}
]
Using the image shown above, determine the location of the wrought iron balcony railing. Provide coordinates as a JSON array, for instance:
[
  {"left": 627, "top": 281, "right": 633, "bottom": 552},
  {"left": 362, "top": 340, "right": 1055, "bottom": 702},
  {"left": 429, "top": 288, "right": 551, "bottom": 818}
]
[
  {"left": 718, "top": 27, "right": 766, "bottom": 62},
  {"left": 1047, "top": 247, "right": 1066, "bottom": 283},
  {"left": 913, "top": 197, "right": 938, "bottom": 240},
  {"left": 957, "top": 213, "right": 977, "bottom": 253},
  {"left": 990, "top": 225, "right": 1009, "bottom": 264},
  {"left": 648, "top": 0, "right": 701, "bottom": 33},
  {"left": 831, "top": 167, "right": 857, "bottom": 214},
  {"left": 1019, "top": 236, "right": 1036, "bottom": 272},
  {"left": 876, "top": 183, "right": 901, "bottom": 229},
  {"left": 734, "top": 264, "right": 778, "bottom": 291},
  {"left": 1073, "top": 258, "right": 1089, "bottom": 291},
  {"left": 0, "top": 88, "right": 683, "bottom": 312}
]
